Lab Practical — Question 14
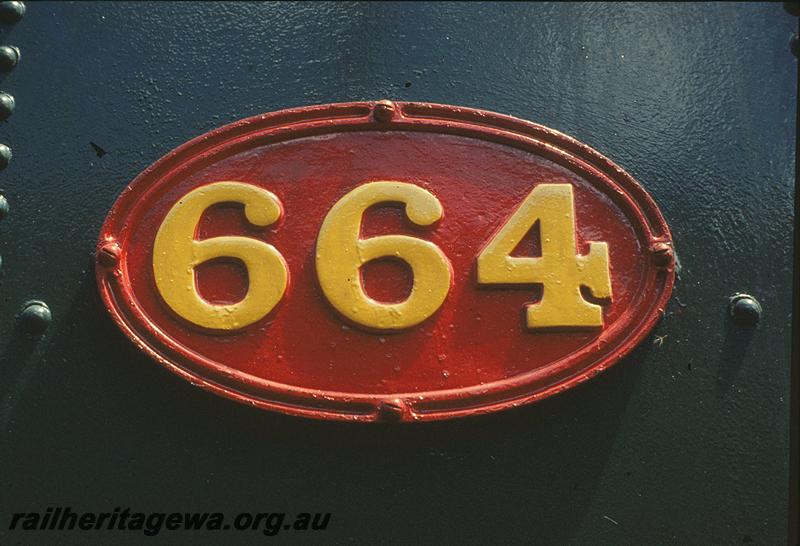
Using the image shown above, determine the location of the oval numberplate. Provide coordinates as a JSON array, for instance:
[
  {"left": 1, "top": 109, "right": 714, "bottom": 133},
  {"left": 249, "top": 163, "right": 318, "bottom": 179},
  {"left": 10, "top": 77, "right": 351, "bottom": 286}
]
[{"left": 96, "top": 101, "right": 675, "bottom": 422}]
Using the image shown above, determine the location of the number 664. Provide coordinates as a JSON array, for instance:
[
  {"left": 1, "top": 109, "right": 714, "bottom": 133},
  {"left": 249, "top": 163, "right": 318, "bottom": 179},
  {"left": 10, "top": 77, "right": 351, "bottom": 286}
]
[{"left": 153, "top": 181, "right": 612, "bottom": 332}]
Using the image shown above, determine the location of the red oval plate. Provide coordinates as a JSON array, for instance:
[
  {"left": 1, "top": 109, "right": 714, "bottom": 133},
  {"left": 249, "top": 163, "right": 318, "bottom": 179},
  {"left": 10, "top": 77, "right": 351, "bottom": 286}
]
[{"left": 96, "top": 101, "right": 675, "bottom": 422}]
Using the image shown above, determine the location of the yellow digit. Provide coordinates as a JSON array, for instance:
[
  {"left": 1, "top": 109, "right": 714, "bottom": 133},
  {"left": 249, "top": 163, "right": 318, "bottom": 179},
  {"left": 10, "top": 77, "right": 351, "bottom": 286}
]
[
  {"left": 477, "top": 183, "right": 612, "bottom": 329},
  {"left": 153, "top": 181, "right": 288, "bottom": 330},
  {"left": 316, "top": 181, "right": 452, "bottom": 330}
]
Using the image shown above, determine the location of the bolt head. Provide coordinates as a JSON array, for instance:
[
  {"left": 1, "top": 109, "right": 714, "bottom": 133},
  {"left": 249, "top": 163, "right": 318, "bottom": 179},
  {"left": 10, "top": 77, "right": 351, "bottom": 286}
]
[
  {"left": 19, "top": 300, "right": 51, "bottom": 335},
  {"left": 0, "top": 92, "right": 15, "bottom": 121},
  {"left": 373, "top": 100, "right": 396, "bottom": 123},
  {"left": 0, "top": 193, "right": 8, "bottom": 219},
  {"left": 0, "top": 45, "right": 19, "bottom": 71},
  {"left": 378, "top": 398, "right": 406, "bottom": 421},
  {"left": 0, "top": 1, "right": 24, "bottom": 23},
  {"left": 97, "top": 242, "right": 121, "bottom": 268},
  {"left": 0, "top": 143, "right": 12, "bottom": 169},
  {"left": 729, "top": 294, "right": 761, "bottom": 327},
  {"left": 651, "top": 242, "right": 674, "bottom": 267}
]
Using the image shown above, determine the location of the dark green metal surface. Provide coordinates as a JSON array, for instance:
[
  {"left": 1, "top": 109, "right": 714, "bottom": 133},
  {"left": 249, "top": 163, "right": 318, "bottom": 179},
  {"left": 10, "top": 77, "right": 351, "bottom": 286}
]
[{"left": 0, "top": 2, "right": 795, "bottom": 544}]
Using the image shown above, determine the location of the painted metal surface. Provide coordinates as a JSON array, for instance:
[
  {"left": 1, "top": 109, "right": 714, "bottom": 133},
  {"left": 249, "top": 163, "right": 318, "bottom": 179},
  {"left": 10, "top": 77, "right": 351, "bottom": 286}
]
[
  {"left": 0, "top": 2, "right": 795, "bottom": 544},
  {"left": 96, "top": 101, "right": 674, "bottom": 422}
]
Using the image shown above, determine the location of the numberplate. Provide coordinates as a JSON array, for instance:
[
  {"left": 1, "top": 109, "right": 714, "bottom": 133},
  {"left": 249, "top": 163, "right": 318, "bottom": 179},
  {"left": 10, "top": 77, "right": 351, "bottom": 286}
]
[{"left": 95, "top": 101, "right": 675, "bottom": 422}]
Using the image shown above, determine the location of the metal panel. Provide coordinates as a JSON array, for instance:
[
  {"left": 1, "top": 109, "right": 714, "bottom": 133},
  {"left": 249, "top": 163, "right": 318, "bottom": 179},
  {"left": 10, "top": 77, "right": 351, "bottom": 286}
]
[{"left": 0, "top": 2, "right": 795, "bottom": 544}]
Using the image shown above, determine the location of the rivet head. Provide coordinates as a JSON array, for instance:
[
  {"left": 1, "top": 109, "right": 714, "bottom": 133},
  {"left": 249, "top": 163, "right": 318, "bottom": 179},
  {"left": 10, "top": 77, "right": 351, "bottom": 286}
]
[
  {"left": 0, "top": 193, "right": 8, "bottom": 219},
  {"left": 96, "top": 241, "right": 121, "bottom": 268},
  {"left": 373, "top": 100, "right": 396, "bottom": 123},
  {"left": 0, "top": 92, "right": 15, "bottom": 121},
  {"left": 378, "top": 398, "right": 407, "bottom": 422},
  {"left": 650, "top": 241, "right": 674, "bottom": 268},
  {"left": 19, "top": 300, "right": 51, "bottom": 335},
  {"left": 729, "top": 294, "right": 762, "bottom": 327},
  {"left": 0, "top": 143, "right": 12, "bottom": 169},
  {"left": 0, "top": 45, "right": 19, "bottom": 71},
  {"left": 0, "top": 1, "right": 25, "bottom": 23}
]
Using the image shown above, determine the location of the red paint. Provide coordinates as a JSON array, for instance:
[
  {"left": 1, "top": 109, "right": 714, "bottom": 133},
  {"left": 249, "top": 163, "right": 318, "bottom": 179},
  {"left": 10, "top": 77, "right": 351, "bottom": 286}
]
[{"left": 96, "top": 101, "right": 675, "bottom": 422}]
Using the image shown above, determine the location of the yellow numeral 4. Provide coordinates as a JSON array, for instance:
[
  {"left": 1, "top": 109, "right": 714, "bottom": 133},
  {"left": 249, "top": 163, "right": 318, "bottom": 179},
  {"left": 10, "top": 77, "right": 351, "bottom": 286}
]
[{"left": 477, "top": 184, "right": 612, "bottom": 329}]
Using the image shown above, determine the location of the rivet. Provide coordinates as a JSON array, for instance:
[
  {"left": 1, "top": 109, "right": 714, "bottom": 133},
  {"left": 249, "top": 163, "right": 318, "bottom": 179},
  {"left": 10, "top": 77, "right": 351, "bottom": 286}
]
[
  {"left": 19, "top": 300, "right": 51, "bottom": 335},
  {"left": 0, "top": 192, "right": 8, "bottom": 219},
  {"left": 373, "top": 100, "right": 396, "bottom": 123},
  {"left": 96, "top": 241, "right": 121, "bottom": 268},
  {"left": 378, "top": 398, "right": 406, "bottom": 421},
  {"left": 0, "top": 1, "right": 25, "bottom": 23},
  {"left": 650, "top": 241, "right": 674, "bottom": 268},
  {"left": 0, "top": 45, "right": 19, "bottom": 71},
  {"left": 0, "top": 143, "right": 12, "bottom": 169},
  {"left": 0, "top": 92, "right": 15, "bottom": 121},
  {"left": 728, "top": 294, "right": 761, "bottom": 327}
]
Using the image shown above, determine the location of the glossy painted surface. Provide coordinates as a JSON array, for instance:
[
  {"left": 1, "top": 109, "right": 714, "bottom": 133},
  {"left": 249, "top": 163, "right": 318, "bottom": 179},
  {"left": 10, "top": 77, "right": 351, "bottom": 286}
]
[
  {"left": 0, "top": 2, "right": 795, "bottom": 544},
  {"left": 96, "top": 102, "right": 674, "bottom": 421}
]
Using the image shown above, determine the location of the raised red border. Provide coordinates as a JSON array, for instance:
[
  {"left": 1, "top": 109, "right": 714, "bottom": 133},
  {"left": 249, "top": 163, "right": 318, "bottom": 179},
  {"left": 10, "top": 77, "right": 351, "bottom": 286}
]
[{"left": 96, "top": 101, "right": 675, "bottom": 422}]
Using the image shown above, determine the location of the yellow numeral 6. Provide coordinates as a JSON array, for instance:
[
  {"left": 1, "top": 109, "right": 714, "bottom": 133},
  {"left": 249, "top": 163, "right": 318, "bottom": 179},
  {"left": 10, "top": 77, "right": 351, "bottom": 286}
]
[
  {"left": 153, "top": 182, "right": 288, "bottom": 330},
  {"left": 315, "top": 181, "right": 453, "bottom": 330}
]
